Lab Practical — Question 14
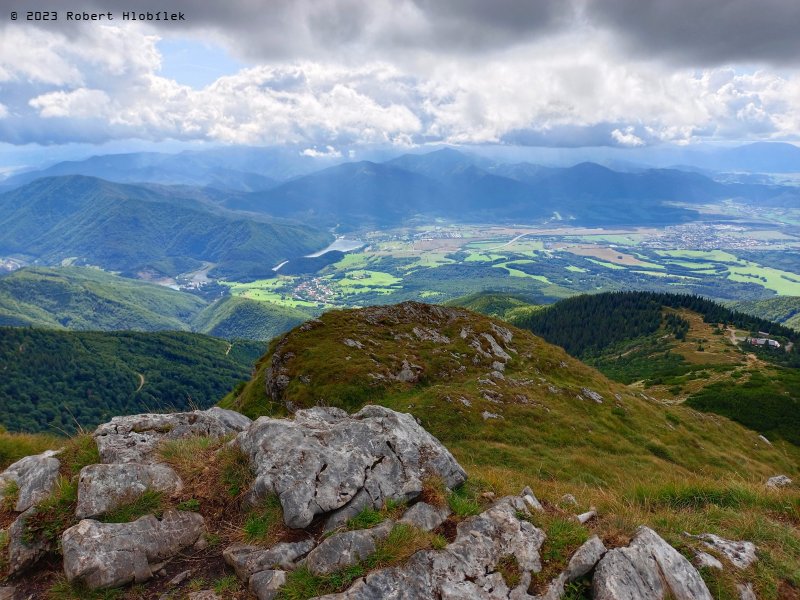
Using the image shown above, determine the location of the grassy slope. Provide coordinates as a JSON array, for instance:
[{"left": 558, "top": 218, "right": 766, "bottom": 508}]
[
  {"left": 445, "top": 291, "right": 545, "bottom": 321},
  {"left": 0, "top": 327, "right": 265, "bottom": 434},
  {"left": 192, "top": 296, "right": 311, "bottom": 341},
  {"left": 0, "top": 267, "right": 206, "bottom": 331},
  {"left": 221, "top": 301, "right": 800, "bottom": 598}
]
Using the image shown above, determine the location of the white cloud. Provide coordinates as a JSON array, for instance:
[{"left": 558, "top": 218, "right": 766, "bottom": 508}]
[
  {"left": 2, "top": 24, "right": 800, "bottom": 147},
  {"left": 0, "top": 103, "right": 7, "bottom": 119}
]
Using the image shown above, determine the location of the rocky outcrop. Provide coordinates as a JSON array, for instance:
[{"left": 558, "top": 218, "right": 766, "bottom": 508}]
[
  {"left": 534, "top": 536, "right": 607, "bottom": 600},
  {"left": 93, "top": 407, "right": 251, "bottom": 464},
  {"left": 592, "top": 526, "right": 713, "bottom": 600},
  {"left": 250, "top": 570, "right": 287, "bottom": 600},
  {"left": 688, "top": 532, "right": 757, "bottom": 570},
  {"left": 399, "top": 502, "right": 451, "bottom": 532},
  {"left": 307, "top": 521, "right": 394, "bottom": 575},
  {"left": 62, "top": 510, "right": 205, "bottom": 589},
  {"left": 236, "top": 405, "right": 467, "bottom": 529},
  {"left": 316, "top": 496, "right": 545, "bottom": 600},
  {"left": 0, "top": 450, "right": 60, "bottom": 513},
  {"left": 223, "top": 539, "right": 314, "bottom": 581},
  {"left": 6, "top": 508, "right": 49, "bottom": 576},
  {"left": 694, "top": 551, "right": 723, "bottom": 570},
  {"left": 76, "top": 463, "right": 183, "bottom": 519}
]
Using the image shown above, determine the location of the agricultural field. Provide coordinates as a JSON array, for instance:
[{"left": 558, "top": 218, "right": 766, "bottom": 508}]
[{"left": 222, "top": 216, "right": 800, "bottom": 314}]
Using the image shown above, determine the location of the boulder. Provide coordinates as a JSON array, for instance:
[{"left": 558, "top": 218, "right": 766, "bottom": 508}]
[
  {"left": 6, "top": 508, "right": 49, "bottom": 575},
  {"left": 93, "top": 408, "right": 252, "bottom": 464},
  {"left": 306, "top": 521, "right": 394, "bottom": 576},
  {"left": 314, "top": 496, "right": 545, "bottom": 599},
  {"left": 76, "top": 463, "right": 183, "bottom": 519},
  {"left": 0, "top": 450, "right": 60, "bottom": 512},
  {"left": 521, "top": 487, "right": 544, "bottom": 513},
  {"left": 223, "top": 539, "right": 314, "bottom": 581},
  {"left": 399, "top": 502, "right": 451, "bottom": 532},
  {"left": 236, "top": 405, "right": 467, "bottom": 529},
  {"left": 62, "top": 510, "right": 205, "bottom": 589},
  {"left": 249, "top": 570, "right": 287, "bottom": 600},
  {"left": 592, "top": 526, "right": 712, "bottom": 600},
  {"left": 766, "top": 475, "right": 792, "bottom": 489}
]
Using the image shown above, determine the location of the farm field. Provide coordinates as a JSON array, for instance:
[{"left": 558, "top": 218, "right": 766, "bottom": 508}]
[{"left": 222, "top": 214, "right": 800, "bottom": 313}]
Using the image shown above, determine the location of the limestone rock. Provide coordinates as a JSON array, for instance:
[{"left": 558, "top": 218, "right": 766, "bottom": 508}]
[
  {"left": 223, "top": 539, "right": 314, "bottom": 581},
  {"left": 535, "top": 536, "right": 607, "bottom": 600},
  {"left": 521, "top": 487, "right": 544, "bottom": 513},
  {"left": 592, "top": 526, "right": 713, "bottom": 600},
  {"left": 250, "top": 570, "right": 287, "bottom": 600},
  {"left": 694, "top": 551, "right": 723, "bottom": 570},
  {"left": 188, "top": 592, "right": 221, "bottom": 600},
  {"left": 399, "top": 502, "right": 451, "bottom": 532},
  {"left": 93, "top": 407, "right": 251, "bottom": 464},
  {"left": 236, "top": 405, "right": 467, "bottom": 529},
  {"left": 581, "top": 388, "right": 604, "bottom": 403},
  {"left": 7, "top": 508, "right": 49, "bottom": 575},
  {"left": 560, "top": 494, "right": 578, "bottom": 507},
  {"left": 692, "top": 533, "right": 757, "bottom": 570},
  {"left": 738, "top": 583, "right": 757, "bottom": 600},
  {"left": 314, "top": 496, "right": 545, "bottom": 599},
  {"left": 76, "top": 463, "right": 183, "bottom": 519},
  {"left": 0, "top": 450, "right": 60, "bottom": 512},
  {"left": 62, "top": 510, "right": 205, "bottom": 589},
  {"left": 307, "top": 521, "right": 394, "bottom": 576},
  {"left": 766, "top": 475, "right": 792, "bottom": 489}
]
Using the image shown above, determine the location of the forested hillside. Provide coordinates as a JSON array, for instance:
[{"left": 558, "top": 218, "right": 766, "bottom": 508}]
[{"left": 0, "top": 328, "right": 265, "bottom": 433}]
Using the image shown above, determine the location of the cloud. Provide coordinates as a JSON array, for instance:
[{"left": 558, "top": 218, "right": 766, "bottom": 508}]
[
  {"left": 0, "top": 103, "right": 7, "bottom": 119},
  {"left": 611, "top": 127, "right": 645, "bottom": 147},
  {"left": 585, "top": 0, "right": 800, "bottom": 66}
]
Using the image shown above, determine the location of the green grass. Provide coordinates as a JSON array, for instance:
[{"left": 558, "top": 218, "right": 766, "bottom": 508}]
[
  {"left": 100, "top": 490, "right": 164, "bottom": 524},
  {"left": 243, "top": 495, "right": 284, "bottom": 544},
  {"left": 22, "top": 476, "right": 78, "bottom": 547},
  {"left": 447, "top": 486, "right": 482, "bottom": 518},
  {"left": 346, "top": 507, "right": 385, "bottom": 530},
  {"left": 46, "top": 577, "right": 123, "bottom": 600}
]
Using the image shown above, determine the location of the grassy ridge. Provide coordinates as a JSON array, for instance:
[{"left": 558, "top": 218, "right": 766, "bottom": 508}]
[
  {"left": 0, "top": 328, "right": 265, "bottom": 434},
  {"left": 221, "top": 301, "right": 800, "bottom": 597},
  {"left": 191, "top": 296, "right": 311, "bottom": 341},
  {"left": 729, "top": 296, "right": 800, "bottom": 331}
]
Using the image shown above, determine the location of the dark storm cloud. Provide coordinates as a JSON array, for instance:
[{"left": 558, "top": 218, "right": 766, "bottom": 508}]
[{"left": 585, "top": 0, "right": 800, "bottom": 65}]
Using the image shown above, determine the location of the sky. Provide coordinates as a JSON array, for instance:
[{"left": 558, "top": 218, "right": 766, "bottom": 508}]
[{"left": 1, "top": 0, "right": 799, "bottom": 153}]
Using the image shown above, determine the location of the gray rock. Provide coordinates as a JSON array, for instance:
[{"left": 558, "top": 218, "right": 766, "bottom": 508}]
[
  {"left": 62, "top": 510, "right": 205, "bottom": 589},
  {"left": 307, "top": 521, "right": 394, "bottom": 576},
  {"left": 188, "top": 592, "right": 221, "bottom": 600},
  {"left": 691, "top": 533, "right": 757, "bottom": 570},
  {"left": 576, "top": 509, "right": 597, "bottom": 524},
  {"left": 395, "top": 360, "right": 422, "bottom": 383},
  {"left": 250, "top": 570, "right": 287, "bottom": 600},
  {"left": 560, "top": 494, "right": 578, "bottom": 507},
  {"left": 236, "top": 405, "right": 467, "bottom": 529},
  {"left": 766, "top": 475, "right": 792, "bottom": 489},
  {"left": 580, "top": 388, "right": 604, "bottom": 403},
  {"left": 314, "top": 496, "right": 545, "bottom": 599},
  {"left": 737, "top": 583, "right": 757, "bottom": 600},
  {"left": 694, "top": 551, "right": 723, "bottom": 570},
  {"left": 399, "top": 502, "right": 450, "bottom": 532},
  {"left": 343, "top": 338, "right": 364, "bottom": 349},
  {"left": 0, "top": 450, "right": 61, "bottom": 512},
  {"left": 565, "top": 536, "right": 607, "bottom": 581},
  {"left": 482, "top": 411, "right": 503, "bottom": 421},
  {"left": 533, "top": 536, "right": 607, "bottom": 600},
  {"left": 76, "top": 463, "right": 183, "bottom": 519},
  {"left": 7, "top": 508, "right": 49, "bottom": 575},
  {"left": 168, "top": 569, "right": 192, "bottom": 586},
  {"left": 223, "top": 539, "right": 314, "bottom": 581},
  {"left": 412, "top": 327, "right": 451, "bottom": 344},
  {"left": 0, "top": 586, "right": 14, "bottom": 600},
  {"left": 94, "top": 408, "right": 251, "bottom": 464},
  {"left": 481, "top": 333, "right": 512, "bottom": 361},
  {"left": 758, "top": 434, "right": 771, "bottom": 445},
  {"left": 592, "top": 526, "right": 712, "bottom": 600},
  {"left": 521, "top": 487, "right": 544, "bottom": 513}
]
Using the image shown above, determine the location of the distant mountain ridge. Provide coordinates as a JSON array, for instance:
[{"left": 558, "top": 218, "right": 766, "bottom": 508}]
[{"left": 0, "top": 176, "right": 332, "bottom": 281}]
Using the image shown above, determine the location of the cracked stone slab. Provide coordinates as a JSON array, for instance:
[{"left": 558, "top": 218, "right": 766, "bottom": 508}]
[
  {"left": 223, "top": 539, "right": 314, "bottom": 581},
  {"left": 399, "top": 502, "right": 451, "bottom": 532},
  {"left": 76, "top": 463, "right": 183, "bottom": 519},
  {"left": 593, "top": 526, "right": 713, "bottom": 600},
  {"left": 0, "top": 450, "right": 60, "bottom": 513},
  {"left": 93, "top": 408, "right": 252, "bottom": 464},
  {"left": 314, "top": 496, "right": 545, "bottom": 599},
  {"left": 250, "top": 570, "right": 287, "bottom": 600},
  {"left": 62, "top": 510, "right": 205, "bottom": 590},
  {"left": 236, "top": 405, "right": 467, "bottom": 529},
  {"left": 689, "top": 533, "right": 757, "bottom": 570},
  {"left": 307, "top": 521, "right": 394, "bottom": 576}
]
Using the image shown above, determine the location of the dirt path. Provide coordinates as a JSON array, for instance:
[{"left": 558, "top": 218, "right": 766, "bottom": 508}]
[{"left": 135, "top": 372, "right": 145, "bottom": 393}]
